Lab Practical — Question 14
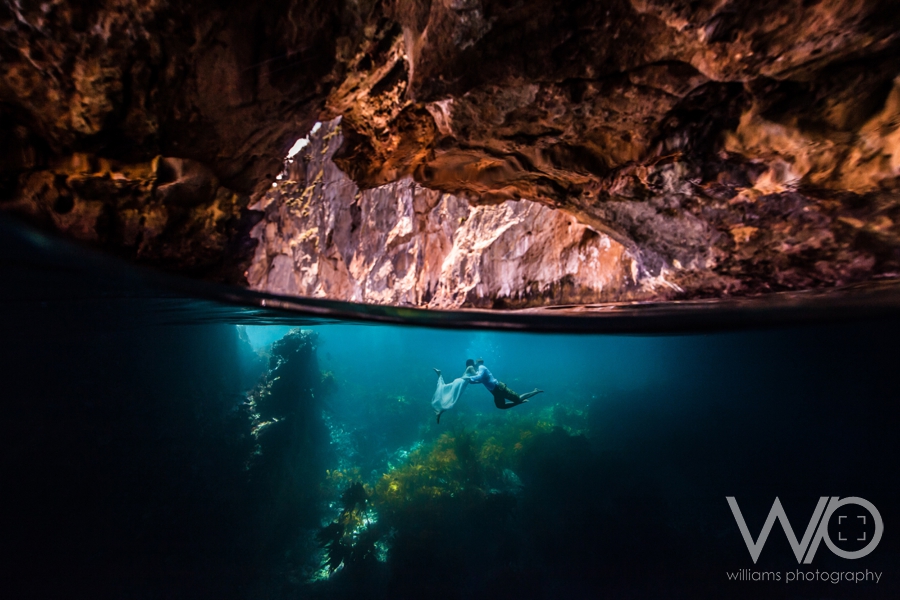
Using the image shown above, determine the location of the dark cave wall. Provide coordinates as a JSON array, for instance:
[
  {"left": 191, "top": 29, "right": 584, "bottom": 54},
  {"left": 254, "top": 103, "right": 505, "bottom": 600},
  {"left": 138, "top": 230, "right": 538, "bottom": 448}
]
[
  {"left": 0, "top": 0, "right": 353, "bottom": 281},
  {"left": 0, "top": 0, "right": 346, "bottom": 194}
]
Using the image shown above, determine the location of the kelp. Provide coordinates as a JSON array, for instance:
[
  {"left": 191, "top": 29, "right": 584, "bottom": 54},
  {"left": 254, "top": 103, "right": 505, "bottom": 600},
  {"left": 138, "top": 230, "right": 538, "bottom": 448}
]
[
  {"left": 316, "top": 481, "right": 380, "bottom": 574},
  {"left": 316, "top": 522, "right": 347, "bottom": 573},
  {"left": 371, "top": 404, "right": 587, "bottom": 516},
  {"left": 316, "top": 403, "right": 589, "bottom": 578}
]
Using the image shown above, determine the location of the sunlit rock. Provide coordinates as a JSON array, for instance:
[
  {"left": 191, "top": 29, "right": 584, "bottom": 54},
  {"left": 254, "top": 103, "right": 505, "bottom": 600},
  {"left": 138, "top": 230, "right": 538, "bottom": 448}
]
[{"left": 249, "top": 120, "right": 658, "bottom": 308}]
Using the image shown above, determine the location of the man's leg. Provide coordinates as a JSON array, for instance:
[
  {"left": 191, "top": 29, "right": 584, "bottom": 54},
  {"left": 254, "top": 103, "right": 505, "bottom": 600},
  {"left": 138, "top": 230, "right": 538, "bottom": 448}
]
[
  {"left": 519, "top": 388, "right": 544, "bottom": 401},
  {"left": 493, "top": 392, "right": 514, "bottom": 409},
  {"left": 495, "top": 382, "right": 524, "bottom": 408}
]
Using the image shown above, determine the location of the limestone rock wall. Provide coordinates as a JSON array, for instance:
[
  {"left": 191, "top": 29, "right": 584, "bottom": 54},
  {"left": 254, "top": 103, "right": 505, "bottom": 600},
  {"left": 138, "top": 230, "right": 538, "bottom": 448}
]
[{"left": 248, "top": 120, "right": 666, "bottom": 308}]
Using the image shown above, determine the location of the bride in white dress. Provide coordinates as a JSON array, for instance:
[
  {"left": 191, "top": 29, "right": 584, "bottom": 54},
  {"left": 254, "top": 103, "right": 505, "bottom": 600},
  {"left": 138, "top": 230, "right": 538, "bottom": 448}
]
[{"left": 431, "top": 360, "right": 477, "bottom": 423}]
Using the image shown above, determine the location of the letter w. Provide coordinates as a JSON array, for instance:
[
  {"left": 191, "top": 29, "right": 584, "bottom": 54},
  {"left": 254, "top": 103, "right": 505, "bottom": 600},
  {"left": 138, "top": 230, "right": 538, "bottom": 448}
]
[{"left": 727, "top": 497, "right": 829, "bottom": 564}]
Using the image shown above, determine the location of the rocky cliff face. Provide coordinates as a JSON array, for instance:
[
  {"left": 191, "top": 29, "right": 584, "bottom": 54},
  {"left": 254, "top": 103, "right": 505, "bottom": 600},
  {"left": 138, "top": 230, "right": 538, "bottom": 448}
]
[
  {"left": 2, "top": 1, "right": 899, "bottom": 305},
  {"left": 249, "top": 119, "right": 673, "bottom": 308}
]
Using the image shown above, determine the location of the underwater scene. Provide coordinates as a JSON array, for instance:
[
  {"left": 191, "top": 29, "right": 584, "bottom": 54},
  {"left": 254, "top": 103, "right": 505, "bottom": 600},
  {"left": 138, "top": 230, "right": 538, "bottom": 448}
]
[{"left": 2, "top": 222, "right": 899, "bottom": 600}]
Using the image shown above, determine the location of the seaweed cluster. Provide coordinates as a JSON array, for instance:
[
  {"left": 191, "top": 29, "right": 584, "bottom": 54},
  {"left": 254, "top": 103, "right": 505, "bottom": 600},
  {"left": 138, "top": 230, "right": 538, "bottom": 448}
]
[
  {"left": 311, "top": 403, "right": 590, "bottom": 585},
  {"left": 350, "top": 404, "right": 589, "bottom": 512},
  {"left": 316, "top": 482, "right": 382, "bottom": 575},
  {"left": 372, "top": 425, "right": 526, "bottom": 512}
]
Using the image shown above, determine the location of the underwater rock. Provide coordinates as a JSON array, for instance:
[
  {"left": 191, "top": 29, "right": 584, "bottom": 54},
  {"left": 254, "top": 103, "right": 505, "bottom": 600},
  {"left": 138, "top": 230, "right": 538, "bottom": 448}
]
[
  {"left": 3, "top": 315, "right": 335, "bottom": 598},
  {"left": 500, "top": 468, "right": 525, "bottom": 495},
  {"left": 240, "top": 328, "right": 337, "bottom": 591},
  {"left": 1, "top": 1, "right": 899, "bottom": 301},
  {"left": 315, "top": 482, "right": 382, "bottom": 576},
  {"left": 247, "top": 328, "right": 325, "bottom": 471}
]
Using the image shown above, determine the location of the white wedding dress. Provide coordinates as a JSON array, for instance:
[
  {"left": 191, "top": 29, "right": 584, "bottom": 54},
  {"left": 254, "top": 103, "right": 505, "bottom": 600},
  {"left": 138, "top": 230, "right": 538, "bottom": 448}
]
[{"left": 431, "top": 367, "right": 475, "bottom": 419}]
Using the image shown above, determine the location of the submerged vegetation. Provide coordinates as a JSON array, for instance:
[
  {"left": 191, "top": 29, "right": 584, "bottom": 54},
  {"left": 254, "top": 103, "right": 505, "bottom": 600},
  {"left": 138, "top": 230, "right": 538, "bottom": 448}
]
[
  {"left": 316, "top": 482, "right": 380, "bottom": 574},
  {"left": 373, "top": 405, "right": 587, "bottom": 510},
  {"left": 311, "top": 403, "right": 590, "bottom": 581}
]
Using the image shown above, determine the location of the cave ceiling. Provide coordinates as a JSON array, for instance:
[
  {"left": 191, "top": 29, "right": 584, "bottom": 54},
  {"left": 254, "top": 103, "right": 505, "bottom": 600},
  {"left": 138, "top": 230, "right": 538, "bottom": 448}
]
[{"left": 1, "top": 0, "right": 899, "bottom": 308}]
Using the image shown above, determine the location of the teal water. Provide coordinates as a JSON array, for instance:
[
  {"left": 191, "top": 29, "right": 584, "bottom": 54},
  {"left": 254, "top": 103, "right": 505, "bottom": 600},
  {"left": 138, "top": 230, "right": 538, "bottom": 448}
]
[{"left": 1, "top": 217, "right": 898, "bottom": 600}]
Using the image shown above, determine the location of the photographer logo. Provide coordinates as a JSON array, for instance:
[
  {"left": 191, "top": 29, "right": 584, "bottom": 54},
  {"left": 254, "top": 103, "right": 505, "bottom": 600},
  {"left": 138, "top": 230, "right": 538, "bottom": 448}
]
[{"left": 727, "top": 496, "right": 883, "bottom": 564}]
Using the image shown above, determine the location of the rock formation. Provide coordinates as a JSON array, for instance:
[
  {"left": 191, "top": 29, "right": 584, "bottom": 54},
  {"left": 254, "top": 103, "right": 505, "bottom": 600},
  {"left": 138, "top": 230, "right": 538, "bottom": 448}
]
[
  {"left": 2, "top": 0, "right": 899, "bottom": 306},
  {"left": 249, "top": 119, "right": 670, "bottom": 308},
  {"left": 0, "top": 0, "right": 342, "bottom": 280}
]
